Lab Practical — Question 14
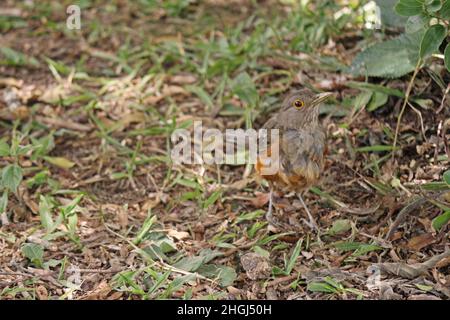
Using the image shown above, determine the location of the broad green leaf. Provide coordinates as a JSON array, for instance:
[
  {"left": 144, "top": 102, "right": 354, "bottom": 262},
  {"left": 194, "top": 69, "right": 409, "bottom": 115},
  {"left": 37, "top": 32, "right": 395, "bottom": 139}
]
[
  {"left": 231, "top": 72, "right": 258, "bottom": 107},
  {"left": 420, "top": 24, "right": 446, "bottom": 58},
  {"left": 173, "top": 256, "right": 205, "bottom": 272},
  {"left": 444, "top": 170, "right": 450, "bottom": 184},
  {"left": 353, "top": 91, "right": 373, "bottom": 111},
  {"left": 1, "top": 164, "right": 23, "bottom": 192},
  {"left": 431, "top": 210, "right": 450, "bottom": 231},
  {"left": 0, "top": 190, "right": 8, "bottom": 213},
  {"left": 198, "top": 248, "right": 224, "bottom": 263},
  {"left": 405, "top": 14, "right": 430, "bottom": 33},
  {"left": 441, "top": 0, "right": 450, "bottom": 19},
  {"left": 349, "top": 31, "right": 424, "bottom": 78},
  {"left": 0, "top": 139, "right": 9, "bottom": 156},
  {"left": 21, "top": 243, "right": 44, "bottom": 267},
  {"left": 444, "top": 44, "right": 450, "bottom": 72},
  {"left": 44, "top": 156, "right": 75, "bottom": 169},
  {"left": 367, "top": 92, "right": 389, "bottom": 111},
  {"left": 328, "top": 219, "right": 352, "bottom": 236},
  {"left": 346, "top": 81, "right": 405, "bottom": 98},
  {"left": 39, "top": 195, "right": 54, "bottom": 232},
  {"left": 197, "top": 264, "right": 237, "bottom": 287},
  {"left": 426, "top": 0, "right": 442, "bottom": 11},
  {"left": 375, "top": 0, "right": 408, "bottom": 28},
  {"left": 395, "top": 0, "right": 424, "bottom": 16}
]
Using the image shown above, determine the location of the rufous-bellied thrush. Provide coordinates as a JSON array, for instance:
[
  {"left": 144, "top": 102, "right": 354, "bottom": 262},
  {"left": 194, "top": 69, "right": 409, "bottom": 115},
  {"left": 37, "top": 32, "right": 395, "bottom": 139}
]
[{"left": 255, "top": 89, "right": 333, "bottom": 230}]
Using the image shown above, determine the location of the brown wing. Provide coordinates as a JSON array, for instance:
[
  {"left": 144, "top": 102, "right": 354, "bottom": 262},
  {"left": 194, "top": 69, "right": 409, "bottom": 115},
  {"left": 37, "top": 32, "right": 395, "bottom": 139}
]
[{"left": 280, "top": 128, "right": 326, "bottom": 191}]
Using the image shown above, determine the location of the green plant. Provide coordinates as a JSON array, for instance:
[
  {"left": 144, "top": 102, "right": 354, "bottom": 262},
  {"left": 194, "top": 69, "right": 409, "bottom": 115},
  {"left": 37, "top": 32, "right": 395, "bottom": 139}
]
[
  {"left": 350, "top": 0, "right": 450, "bottom": 78},
  {"left": 0, "top": 126, "right": 57, "bottom": 221}
]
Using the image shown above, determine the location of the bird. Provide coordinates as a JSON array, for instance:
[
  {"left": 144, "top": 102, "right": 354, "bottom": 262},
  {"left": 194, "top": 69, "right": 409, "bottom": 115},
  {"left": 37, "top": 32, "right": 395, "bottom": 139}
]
[{"left": 255, "top": 88, "right": 333, "bottom": 230}]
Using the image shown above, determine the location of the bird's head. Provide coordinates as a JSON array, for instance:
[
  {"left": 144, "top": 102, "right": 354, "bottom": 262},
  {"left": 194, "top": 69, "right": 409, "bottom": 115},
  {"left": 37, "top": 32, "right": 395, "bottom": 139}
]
[
  {"left": 277, "top": 89, "right": 333, "bottom": 128},
  {"left": 281, "top": 89, "right": 334, "bottom": 112}
]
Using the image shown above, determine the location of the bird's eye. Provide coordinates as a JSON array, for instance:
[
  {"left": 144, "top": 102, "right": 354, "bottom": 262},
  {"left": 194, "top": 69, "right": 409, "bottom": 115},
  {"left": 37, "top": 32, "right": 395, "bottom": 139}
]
[{"left": 293, "top": 99, "right": 304, "bottom": 109}]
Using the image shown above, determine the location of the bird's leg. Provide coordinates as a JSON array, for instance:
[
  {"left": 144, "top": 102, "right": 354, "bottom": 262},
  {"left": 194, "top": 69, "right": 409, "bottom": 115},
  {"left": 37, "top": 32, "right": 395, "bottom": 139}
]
[
  {"left": 266, "top": 189, "right": 274, "bottom": 221},
  {"left": 297, "top": 193, "right": 319, "bottom": 232},
  {"left": 265, "top": 189, "right": 282, "bottom": 228}
]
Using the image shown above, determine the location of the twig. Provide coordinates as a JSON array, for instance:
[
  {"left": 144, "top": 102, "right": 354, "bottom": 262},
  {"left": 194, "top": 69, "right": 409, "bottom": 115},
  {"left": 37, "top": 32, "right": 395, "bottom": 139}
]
[
  {"left": 407, "top": 101, "right": 426, "bottom": 143},
  {"left": 76, "top": 268, "right": 125, "bottom": 274},
  {"left": 267, "top": 274, "right": 298, "bottom": 287},
  {"left": 386, "top": 191, "right": 446, "bottom": 240},
  {"left": 375, "top": 249, "right": 450, "bottom": 279},
  {"left": 436, "top": 83, "right": 450, "bottom": 114},
  {"left": 392, "top": 60, "right": 422, "bottom": 159},
  {"left": 386, "top": 196, "right": 427, "bottom": 240},
  {"left": 35, "top": 115, "right": 92, "bottom": 132}
]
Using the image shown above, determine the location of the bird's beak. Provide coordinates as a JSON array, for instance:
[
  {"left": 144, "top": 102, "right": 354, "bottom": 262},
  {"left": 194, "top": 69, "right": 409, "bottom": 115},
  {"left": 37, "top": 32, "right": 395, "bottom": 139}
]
[{"left": 311, "top": 92, "right": 334, "bottom": 107}]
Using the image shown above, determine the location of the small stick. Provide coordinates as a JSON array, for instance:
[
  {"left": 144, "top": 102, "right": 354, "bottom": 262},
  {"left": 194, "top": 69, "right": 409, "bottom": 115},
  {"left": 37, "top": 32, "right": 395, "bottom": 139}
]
[{"left": 392, "top": 60, "right": 422, "bottom": 159}]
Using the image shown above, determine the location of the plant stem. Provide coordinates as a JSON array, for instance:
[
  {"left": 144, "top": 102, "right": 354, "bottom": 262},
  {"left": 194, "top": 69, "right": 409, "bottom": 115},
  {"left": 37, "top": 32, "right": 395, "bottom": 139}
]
[{"left": 392, "top": 59, "right": 422, "bottom": 159}]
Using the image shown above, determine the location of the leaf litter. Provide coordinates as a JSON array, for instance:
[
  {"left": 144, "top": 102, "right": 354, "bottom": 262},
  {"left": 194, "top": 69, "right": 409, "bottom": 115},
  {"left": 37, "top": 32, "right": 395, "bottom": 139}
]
[{"left": 0, "top": 0, "right": 449, "bottom": 300}]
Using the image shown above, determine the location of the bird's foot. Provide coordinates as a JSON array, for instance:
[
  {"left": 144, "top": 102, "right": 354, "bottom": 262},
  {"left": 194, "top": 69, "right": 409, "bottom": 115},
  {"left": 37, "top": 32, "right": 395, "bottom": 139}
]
[
  {"left": 266, "top": 207, "right": 283, "bottom": 230},
  {"left": 297, "top": 193, "right": 320, "bottom": 233}
]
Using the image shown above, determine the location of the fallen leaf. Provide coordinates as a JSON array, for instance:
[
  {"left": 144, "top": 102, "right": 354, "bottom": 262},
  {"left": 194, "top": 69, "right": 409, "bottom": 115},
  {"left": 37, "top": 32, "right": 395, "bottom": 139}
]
[
  {"left": 169, "top": 73, "right": 197, "bottom": 85},
  {"left": 406, "top": 233, "right": 436, "bottom": 251},
  {"left": 117, "top": 206, "right": 128, "bottom": 228},
  {"left": 240, "top": 252, "right": 271, "bottom": 280},
  {"left": 250, "top": 192, "right": 269, "bottom": 208},
  {"left": 167, "top": 229, "right": 190, "bottom": 240}
]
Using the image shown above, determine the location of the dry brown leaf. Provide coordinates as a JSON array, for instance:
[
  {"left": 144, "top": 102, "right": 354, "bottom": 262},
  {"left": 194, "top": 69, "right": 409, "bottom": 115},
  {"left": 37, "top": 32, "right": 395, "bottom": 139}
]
[
  {"left": 167, "top": 229, "right": 190, "bottom": 240},
  {"left": 142, "top": 196, "right": 161, "bottom": 211},
  {"left": 406, "top": 233, "right": 436, "bottom": 251},
  {"left": 35, "top": 285, "right": 49, "bottom": 300},
  {"left": 117, "top": 206, "right": 128, "bottom": 228},
  {"left": 162, "top": 85, "right": 187, "bottom": 96},
  {"left": 250, "top": 192, "right": 269, "bottom": 208},
  {"left": 79, "top": 280, "right": 112, "bottom": 300},
  {"left": 169, "top": 73, "right": 197, "bottom": 85},
  {"left": 240, "top": 252, "right": 271, "bottom": 280},
  {"left": 0, "top": 78, "right": 23, "bottom": 87},
  {"left": 228, "top": 178, "right": 251, "bottom": 190},
  {"left": 119, "top": 111, "right": 146, "bottom": 128}
]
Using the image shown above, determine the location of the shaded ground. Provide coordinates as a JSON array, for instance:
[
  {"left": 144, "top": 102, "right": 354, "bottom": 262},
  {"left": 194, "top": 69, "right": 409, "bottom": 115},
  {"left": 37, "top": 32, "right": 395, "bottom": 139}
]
[{"left": 0, "top": 0, "right": 449, "bottom": 300}]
